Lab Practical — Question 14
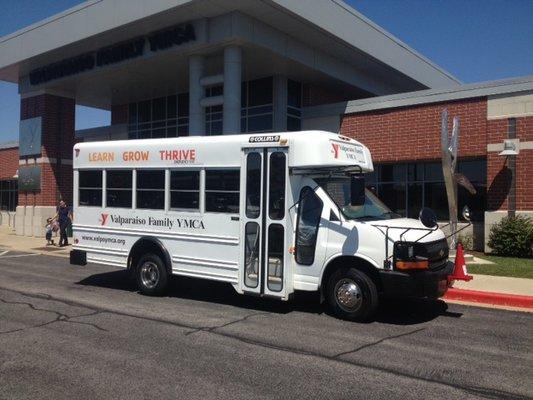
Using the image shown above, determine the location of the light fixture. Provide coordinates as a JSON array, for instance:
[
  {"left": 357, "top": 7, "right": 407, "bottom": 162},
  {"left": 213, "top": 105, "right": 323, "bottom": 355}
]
[{"left": 499, "top": 139, "right": 519, "bottom": 156}]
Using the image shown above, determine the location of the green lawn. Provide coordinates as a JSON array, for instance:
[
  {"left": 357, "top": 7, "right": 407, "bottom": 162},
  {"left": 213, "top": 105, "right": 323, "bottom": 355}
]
[{"left": 467, "top": 253, "right": 533, "bottom": 279}]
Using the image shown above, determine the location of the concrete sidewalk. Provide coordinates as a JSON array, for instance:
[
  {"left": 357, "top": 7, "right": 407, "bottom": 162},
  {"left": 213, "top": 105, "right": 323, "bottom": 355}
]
[
  {"left": 0, "top": 226, "right": 71, "bottom": 258},
  {"left": 453, "top": 274, "right": 533, "bottom": 296}
]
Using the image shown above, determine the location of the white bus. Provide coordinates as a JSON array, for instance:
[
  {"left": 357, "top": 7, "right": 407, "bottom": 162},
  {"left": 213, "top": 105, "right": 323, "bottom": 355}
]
[{"left": 70, "top": 131, "right": 454, "bottom": 320}]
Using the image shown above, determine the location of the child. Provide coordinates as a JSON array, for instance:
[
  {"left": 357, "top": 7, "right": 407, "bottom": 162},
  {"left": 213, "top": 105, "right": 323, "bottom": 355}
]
[{"left": 45, "top": 218, "right": 55, "bottom": 246}]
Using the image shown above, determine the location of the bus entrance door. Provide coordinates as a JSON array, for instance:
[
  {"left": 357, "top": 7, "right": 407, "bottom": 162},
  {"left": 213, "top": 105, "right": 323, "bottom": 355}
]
[{"left": 240, "top": 147, "right": 289, "bottom": 298}]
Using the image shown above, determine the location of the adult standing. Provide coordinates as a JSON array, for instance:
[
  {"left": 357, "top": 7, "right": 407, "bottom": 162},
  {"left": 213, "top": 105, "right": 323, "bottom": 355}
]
[{"left": 55, "top": 200, "right": 73, "bottom": 247}]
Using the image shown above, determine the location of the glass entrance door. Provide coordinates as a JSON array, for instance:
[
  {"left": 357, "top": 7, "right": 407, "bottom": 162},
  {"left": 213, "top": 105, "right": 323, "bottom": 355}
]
[{"left": 240, "top": 148, "right": 288, "bottom": 297}]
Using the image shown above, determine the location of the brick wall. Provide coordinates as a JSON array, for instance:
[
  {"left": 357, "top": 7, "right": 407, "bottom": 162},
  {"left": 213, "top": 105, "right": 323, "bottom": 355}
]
[
  {"left": 111, "top": 104, "right": 128, "bottom": 125},
  {"left": 340, "top": 97, "right": 531, "bottom": 212},
  {"left": 340, "top": 98, "right": 488, "bottom": 162},
  {"left": 0, "top": 147, "right": 19, "bottom": 180},
  {"left": 19, "top": 94, "right": 75, "bottom": 207}
]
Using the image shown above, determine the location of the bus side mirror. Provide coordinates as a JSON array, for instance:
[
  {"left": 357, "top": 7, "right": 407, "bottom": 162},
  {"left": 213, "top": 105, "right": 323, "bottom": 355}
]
[
  {"left": 350, "top": 176, "right": 366, "bottom": 206},
  {"left": 419, "top": 207, "right": 438, "bottom": 228}
]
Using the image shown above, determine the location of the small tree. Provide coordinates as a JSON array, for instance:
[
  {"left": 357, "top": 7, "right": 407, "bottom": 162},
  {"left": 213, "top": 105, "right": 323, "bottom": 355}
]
[{"left": 488, "top": 215, "right": 533, "bottom": 257}]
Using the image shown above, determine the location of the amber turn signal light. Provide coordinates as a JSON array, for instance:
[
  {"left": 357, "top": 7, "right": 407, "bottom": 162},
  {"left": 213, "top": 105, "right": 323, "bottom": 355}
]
[{"left": 395, "top": 260, "right": 428, "bottom": 270}]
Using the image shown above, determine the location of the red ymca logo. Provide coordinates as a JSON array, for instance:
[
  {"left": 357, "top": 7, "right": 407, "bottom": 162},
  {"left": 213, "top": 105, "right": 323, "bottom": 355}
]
[
  {"left": 99, "top": 213, "right": 109, "bottom": 226},
  {"left": 331, "top": 143, "right": 340, "bottom": 159}
]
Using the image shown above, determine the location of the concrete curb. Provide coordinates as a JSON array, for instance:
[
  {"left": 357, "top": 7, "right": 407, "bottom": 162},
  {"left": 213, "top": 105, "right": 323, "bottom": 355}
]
[{"left": 444, "top": 288, "right": 533, "bottom": 309}]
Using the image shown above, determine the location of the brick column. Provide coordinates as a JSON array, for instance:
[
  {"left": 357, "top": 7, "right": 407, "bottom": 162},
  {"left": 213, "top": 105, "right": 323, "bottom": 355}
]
[{"left": 16, "top": 93, "right": 75, "bottom": 237}]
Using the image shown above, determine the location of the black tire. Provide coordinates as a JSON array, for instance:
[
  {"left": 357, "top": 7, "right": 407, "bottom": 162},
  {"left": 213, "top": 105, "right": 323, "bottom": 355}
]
[
  {"left": 136, "top": 253, "right": 168, "bottom": 296},
  {"left": 326, "top": 268, "right": 379, "bottom": 321}
]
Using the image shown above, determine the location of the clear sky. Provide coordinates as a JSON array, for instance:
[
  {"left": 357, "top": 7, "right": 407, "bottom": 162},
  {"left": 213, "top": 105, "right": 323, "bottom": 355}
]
[{"left": 0, "top": 0, "right": 532, "bottom": 143}]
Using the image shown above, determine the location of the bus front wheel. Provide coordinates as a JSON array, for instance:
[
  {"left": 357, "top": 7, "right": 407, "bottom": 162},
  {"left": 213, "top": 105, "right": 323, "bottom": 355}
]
[
  {"left": 136, "top": 253, "right": 168, "bottom": 296},
  {"left": 327, "top": 268, "right": 378, "bottom": 321}
]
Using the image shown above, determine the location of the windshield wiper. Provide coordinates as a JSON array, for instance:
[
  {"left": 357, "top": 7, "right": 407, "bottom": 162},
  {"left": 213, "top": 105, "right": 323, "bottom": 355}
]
[{"left": 380, "top": 211, "right": 401, "bottom": 219}]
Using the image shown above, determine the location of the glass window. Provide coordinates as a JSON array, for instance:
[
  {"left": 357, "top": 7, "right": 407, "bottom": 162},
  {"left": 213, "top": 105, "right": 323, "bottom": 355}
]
[
  {"left": 242, "top": 78, "right": 274, "bottom": 133},
  {"left": 247, "top": 114, "right": 272, "bottom": 133},
  {"left": 170, "top": 170, "right": 200, "bottom": 210},
  {"left": 407, "top": 183, "right": 423, "bottom": 219},
  {"left": 378, "top": 183, "right": 406, "bottom": 216},
  {"left": 206, "top": 102, "right": 223, "bottom": 136},
  {"left": 79, "top": 170, "right": 102, "bottom": 207},
  {"left": 370, "top": 158, "right": 486, "bottom": 221},
  {"left": 407, "top": 163, "right": 424, "bottom": 181},
  {"left": 178, "top": 93, "right": 189, "bottom": 117},
  {"left": 424, "top": 182, "right": 448, "bottom": 221},
  {"left": 269, "top": 152, "right": 285, "bottom": 220},
  {"left": 137, "top": 170, "right": 165, "bottom": 209},
  {"left": 167, "top": 95, "right": 177, "bottom": 119},
  {"left": 244, "top": 222, "right": 260, "bottom": 288},
  {"left": 380, "top": 164, "right": 406, "bottom": 182},
  {"left": 152, "top": 97, "right": 166, "bottom": 121},
  {"left": 127, "top": 92, "right": 190, "bottom": 139},
  {"left": 138, "top": 100, "right": 151, "bottom": 123},
  {"left": 0, "top": 179, "right": 18, "bottom": 212},
  {"left": 424, "top": 162, "right": 444, "bottom": 181},
  {"left": 246, "top": 153, "right": 261, "bottom": 219},
  {"left": 287, "top": 116, "right": 301, "bottom": 132},
  {"left": 287, "top": 80, "right": 302, "bottom": 108},
  {"left": 106, "top": 170, "right": 132, "bottom": 208},
  {"left": 248, "top": 77, "right": 273, "bottom": 107},
  {"left": 458, "top": 159, "right": 486, "bottom": 184},
  {"left": 205, "top": 169, "right": 240, "bottom": 213},
  {"left": 128, "top": 103, "right": 137, "bottom": 125},
  {"left": 295, "top": 187, "right": 323, "bottom": 265},
  {"left": 267, "top": 224, "right": 284, "bottom": 291},
  {"left": 287, "top": 79, "right": 302, "bottom": 132}
]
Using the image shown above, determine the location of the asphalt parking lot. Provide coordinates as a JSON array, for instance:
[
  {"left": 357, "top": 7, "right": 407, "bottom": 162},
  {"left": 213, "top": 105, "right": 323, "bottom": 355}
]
[{"left": 0, "top": 250, "right": 531, "bottom": 400}]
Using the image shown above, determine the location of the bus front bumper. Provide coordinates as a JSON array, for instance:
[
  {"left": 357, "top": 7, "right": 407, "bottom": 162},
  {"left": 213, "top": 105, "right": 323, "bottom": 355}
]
[{"left": 378, "top": 261, "right": 454, "bottom": 299}]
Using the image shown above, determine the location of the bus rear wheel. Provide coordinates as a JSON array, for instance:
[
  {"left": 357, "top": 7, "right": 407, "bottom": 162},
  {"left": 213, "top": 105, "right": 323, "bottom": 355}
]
[
  {"left": 136, "top": 253, "right": 168, "bottom": 296},
  {"left": 327, "top": 268, "right": 378, "bottom": 321}
]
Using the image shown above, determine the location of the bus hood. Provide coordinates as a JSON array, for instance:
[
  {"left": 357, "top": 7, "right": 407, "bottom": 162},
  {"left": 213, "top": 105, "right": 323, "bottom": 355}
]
[{"left": 368, "top": 218, "right": 446, "bottom": 243}]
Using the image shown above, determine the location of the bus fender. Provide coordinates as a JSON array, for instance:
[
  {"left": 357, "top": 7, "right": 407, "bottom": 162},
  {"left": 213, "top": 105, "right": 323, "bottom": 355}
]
[
  {"left": 128, "top": 236, "right": 173, "bottom": 275},
  {"left": 318, "top": 253, "right": 382, "bottom": 302}
]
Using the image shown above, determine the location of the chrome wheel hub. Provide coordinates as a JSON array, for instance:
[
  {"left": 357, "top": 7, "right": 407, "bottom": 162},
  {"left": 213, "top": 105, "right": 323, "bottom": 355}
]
[
  {"left": 140, "top": 262, "right": 159, "bottom": 289},
  {"left": 335, "top": 279, "right": 362, "bottom": 312}
]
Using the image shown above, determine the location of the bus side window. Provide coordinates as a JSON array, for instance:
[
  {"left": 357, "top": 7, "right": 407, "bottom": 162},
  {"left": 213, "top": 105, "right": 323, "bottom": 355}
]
[
  {"left": 170, "top": 170, "right": 200, "bottom": 210},
  {"left": 137, "top": 170, "right": 165, "bottom": 210},
  {"left": 295, "top": 186, "right": 323, "bottom": 265},
  {"left": 269, "top": 152, "right": 286, "bottom": 220},
  {"left": 107, "top": 170, "right": 132, "bottom": 208},
  {"left": 79, "top": 170, "right": 102, "bottom": 207},
  {"left": 205, "top": 169, "right": 240, "bottom": 213}
]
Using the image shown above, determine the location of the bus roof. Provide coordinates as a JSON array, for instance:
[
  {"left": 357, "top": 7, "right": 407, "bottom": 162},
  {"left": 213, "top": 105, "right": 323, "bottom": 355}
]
[{"left": 73, "top": 130, "right": 374, "bottom": 172}]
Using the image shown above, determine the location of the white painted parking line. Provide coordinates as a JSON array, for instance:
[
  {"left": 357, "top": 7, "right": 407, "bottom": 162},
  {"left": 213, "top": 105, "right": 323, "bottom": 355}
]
[{"left": 0, "top": 253, "right": 40, "bottom": 259}]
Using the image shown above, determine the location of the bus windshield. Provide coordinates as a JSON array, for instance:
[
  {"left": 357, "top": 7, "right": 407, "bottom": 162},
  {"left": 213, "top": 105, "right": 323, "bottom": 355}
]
[{"left": 315, "top": 177, "right": 401, "bottom": 220}]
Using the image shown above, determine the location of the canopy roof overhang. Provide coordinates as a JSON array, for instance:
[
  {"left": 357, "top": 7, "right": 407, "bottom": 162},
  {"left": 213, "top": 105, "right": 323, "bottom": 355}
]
[{"left": 0, "top": 0, "right": 460, "bottom": 109}]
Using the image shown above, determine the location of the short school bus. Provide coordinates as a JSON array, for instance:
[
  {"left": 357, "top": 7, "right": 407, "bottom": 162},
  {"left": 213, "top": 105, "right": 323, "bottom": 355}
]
[{"left": 71, "top": 131, "right": 453, "bottom": 321}]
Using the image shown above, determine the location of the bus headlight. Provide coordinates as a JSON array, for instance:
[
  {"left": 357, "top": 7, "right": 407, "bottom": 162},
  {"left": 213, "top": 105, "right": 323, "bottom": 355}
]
[{"left": 393, "top": 242, "right": 429, "bottom": 270}]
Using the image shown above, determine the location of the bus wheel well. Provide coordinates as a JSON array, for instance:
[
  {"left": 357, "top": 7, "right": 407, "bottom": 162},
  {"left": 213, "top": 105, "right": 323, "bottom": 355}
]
[
  {"left": 128, "top": 237, "right": 172, "bottom": 275},
  {"left": 321, "top": 256, "right": 382, "bottom": 296}
]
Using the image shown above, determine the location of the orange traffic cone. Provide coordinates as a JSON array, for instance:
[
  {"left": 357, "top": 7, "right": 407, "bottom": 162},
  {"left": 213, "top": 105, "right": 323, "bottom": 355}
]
[{"left": 448, "top": 243, "right": 473, "bottom": 283}]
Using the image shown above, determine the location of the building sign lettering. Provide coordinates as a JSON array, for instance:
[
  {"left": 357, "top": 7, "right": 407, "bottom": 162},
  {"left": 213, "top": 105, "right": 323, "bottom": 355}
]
[{"left": 29, "top": 23, "right": 196, "bottom": 85}]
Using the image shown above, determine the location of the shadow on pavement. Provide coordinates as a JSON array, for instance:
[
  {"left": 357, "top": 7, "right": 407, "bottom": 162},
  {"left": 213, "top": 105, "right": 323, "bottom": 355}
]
[{"left": 77, "top": 269, "right": 462, "bottom": 325}]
